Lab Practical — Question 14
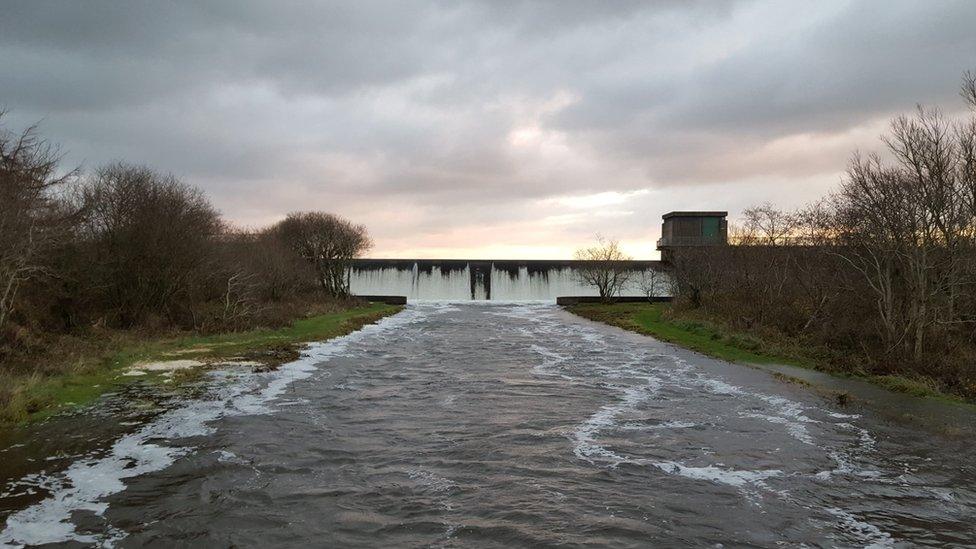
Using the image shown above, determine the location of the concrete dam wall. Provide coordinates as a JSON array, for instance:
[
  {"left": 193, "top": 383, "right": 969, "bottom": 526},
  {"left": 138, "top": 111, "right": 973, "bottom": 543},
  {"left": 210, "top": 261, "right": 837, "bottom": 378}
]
[{"left": 348, "top": 259, "right": 668, "bottom": 301}]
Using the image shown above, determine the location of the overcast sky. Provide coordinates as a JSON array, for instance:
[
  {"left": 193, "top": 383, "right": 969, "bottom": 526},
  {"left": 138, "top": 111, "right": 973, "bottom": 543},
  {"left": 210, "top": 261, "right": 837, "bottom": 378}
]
[{"left": 2, "top": 1, "right": 974, "bottom": 258}]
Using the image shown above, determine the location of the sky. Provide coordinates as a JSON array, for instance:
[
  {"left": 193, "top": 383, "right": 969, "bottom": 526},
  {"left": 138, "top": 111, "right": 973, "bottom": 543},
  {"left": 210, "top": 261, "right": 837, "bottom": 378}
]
[{"left": 2, "top": 1, "right": 975, "bottom": 259}]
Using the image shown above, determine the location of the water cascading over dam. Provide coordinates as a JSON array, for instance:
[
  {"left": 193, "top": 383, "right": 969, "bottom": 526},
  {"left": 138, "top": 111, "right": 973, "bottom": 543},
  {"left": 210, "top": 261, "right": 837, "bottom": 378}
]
[{"left": 348, "top": 259, "right": 667, "bottom": 301}]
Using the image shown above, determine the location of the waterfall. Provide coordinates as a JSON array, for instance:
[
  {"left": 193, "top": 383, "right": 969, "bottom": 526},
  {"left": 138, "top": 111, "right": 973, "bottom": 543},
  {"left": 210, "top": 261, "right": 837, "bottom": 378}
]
[{"left": 348, "top": 260, "right": 669, "bottom": 301}]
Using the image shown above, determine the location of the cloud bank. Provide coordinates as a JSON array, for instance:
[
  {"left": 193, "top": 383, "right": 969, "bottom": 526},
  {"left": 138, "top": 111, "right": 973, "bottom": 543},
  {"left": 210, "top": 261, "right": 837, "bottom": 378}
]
[{"left": 2, "top": 0, "right": 974, "bottom": 258}]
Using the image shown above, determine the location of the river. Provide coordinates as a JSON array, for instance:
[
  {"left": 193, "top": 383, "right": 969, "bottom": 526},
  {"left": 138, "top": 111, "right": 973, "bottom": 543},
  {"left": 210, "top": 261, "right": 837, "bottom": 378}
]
[{"left": 1, "top": 302, "right": 974, "bottom": 547}]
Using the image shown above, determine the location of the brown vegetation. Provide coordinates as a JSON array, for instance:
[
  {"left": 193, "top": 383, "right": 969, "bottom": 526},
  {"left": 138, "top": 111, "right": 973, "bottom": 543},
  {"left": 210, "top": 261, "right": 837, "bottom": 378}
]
[
  {"left": 667, "top": 72, "right": 976, "bottom": 399},
  {"left": 0, "top": 113, "right": 373, "bottom": 395}
]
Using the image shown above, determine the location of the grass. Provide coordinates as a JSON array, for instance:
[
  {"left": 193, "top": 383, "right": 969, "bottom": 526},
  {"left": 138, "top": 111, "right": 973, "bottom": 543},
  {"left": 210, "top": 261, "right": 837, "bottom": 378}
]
[
  {"left": 154, "top": 304, "right": 399, "bottom": 361},
  {"left": 567, "top": 302, "right": 811, "bottom": 367},
  {"left": 872, "top": 375, "right": 943, "bottom": 399},
  {"left": 566, "top": 302, "right": 970, "bottom": 405},
  {"left": 1, "top": 302, "right": 402, "bottom": 425}
]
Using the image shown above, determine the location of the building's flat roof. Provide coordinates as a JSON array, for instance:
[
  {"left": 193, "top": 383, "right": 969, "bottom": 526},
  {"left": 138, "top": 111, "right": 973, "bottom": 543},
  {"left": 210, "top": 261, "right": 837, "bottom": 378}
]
[{"left": 662, "top": 211, "right": 728, "bottom": 219}]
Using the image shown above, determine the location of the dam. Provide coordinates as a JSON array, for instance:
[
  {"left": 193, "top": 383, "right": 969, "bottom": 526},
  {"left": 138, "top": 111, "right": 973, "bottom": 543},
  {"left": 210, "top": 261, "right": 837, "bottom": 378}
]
[
  {"left": 347, "top": 211, "right": 728, "bottom": 301},
  {"left": 348, "top": 259, "right": 667, "bottom": 301}
]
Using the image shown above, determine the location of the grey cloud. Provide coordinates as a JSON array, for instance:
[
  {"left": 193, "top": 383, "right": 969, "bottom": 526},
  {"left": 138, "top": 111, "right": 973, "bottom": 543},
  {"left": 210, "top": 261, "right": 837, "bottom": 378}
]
[
  {"left": 659, "top": 2, "right": 976, "bottom": 134},
  {"left": 0, "top": 0, "right": 973, "bottom": 256}
]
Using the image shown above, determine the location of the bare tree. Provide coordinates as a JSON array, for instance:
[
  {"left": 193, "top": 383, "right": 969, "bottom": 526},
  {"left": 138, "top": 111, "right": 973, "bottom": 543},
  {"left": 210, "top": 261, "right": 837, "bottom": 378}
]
[
  {"left": 832, "top": 96, "right": 976, "bottom": 361},
  {"left": 0, "top": 115, "right": 77, "bottom": 334},
  {"left": 959, "top": 71, "right": 976, "bottom": 239},
  {"left": 574, "top": 236, "right": 633, "bottom": 303},
  {"left": 271, "top": 212, "right": 372, "bottom": 297},
  {"left": 739, "top": 202, "right": 799, "bottom": 245},
  {"left": 963, "top": 70, "right": 976, "bottom": 111}
]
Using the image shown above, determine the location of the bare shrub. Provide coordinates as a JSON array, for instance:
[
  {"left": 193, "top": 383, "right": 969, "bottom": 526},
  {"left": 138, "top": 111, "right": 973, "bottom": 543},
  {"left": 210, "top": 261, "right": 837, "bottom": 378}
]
[
  {"left": 667, "top": 246, "right": 721, "bottom": 309},
  {"left": 74, "top": 163, "right": 223, "bottom": 327},
  {"left": 222, "top": 229, "right": 317, "bottom": 302},
  {"left": 192, "top": 228, "right": 321, "bottom": 332},
  {"left": 636, "top": 267, "right": 667, "bottom": 301}
]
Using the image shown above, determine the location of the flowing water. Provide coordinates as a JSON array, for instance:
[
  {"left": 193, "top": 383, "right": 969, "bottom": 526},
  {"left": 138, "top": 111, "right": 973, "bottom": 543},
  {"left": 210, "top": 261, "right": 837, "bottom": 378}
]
[
  {"left": 348, "top": 262, "right": 668, "bottom": 301},
  {"left": 1, "top": 302, "right": 975, "bottom": 547}
]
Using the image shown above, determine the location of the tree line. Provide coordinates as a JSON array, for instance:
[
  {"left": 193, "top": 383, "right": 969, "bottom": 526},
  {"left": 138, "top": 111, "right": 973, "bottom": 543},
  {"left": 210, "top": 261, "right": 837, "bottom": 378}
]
[
  {"left": 668, "top": 72, "right": 976, "bottom": 398},
  {"left": 0, "top": 115, "right": 371, "bottom": 360}
]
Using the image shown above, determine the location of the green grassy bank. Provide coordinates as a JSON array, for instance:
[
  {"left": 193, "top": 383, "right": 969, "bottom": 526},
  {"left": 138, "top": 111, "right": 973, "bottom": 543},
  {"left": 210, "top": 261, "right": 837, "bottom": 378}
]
[
  {"left": 567, "top": 302, "right": 813, "bottom": 366},
  {"left": 1, "top": 302, "right": 402, "bottom": 425},
  {"left": 566, "top": 302, "right": 966, "bottom": 404}
]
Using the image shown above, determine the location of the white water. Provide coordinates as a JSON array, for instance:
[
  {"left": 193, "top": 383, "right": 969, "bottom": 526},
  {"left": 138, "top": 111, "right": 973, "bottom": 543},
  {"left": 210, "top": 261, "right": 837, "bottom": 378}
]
[
  {"left": 3, "top": 302, "right": 968, "bottom": 547},
  {"left": 350, "top": 265, "right": 474, "bottom": 300},
  {"left": 0, "top": 309, "right": 422, "bottom": 548},
  {"left": 349, "top": 265, "right": 669, "bottom": 300},
  {"left": 495, "top": 302, "right": 899, "bottom": 546}
]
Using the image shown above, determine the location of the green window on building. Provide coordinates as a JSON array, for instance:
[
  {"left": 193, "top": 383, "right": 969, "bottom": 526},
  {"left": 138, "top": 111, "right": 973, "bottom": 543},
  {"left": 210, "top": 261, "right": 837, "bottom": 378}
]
[{"left": 701, "top": 217, "right": 719, "bottom": 238}]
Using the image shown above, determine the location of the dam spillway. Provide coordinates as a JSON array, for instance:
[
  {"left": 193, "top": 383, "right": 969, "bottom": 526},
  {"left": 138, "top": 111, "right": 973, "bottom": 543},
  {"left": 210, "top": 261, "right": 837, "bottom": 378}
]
[{"left": 348, "top": 259, "right": 667, "bottom": 301}]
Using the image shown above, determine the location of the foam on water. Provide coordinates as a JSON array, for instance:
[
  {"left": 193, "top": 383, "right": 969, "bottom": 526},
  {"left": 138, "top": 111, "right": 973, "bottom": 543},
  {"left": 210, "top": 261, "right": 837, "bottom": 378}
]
[
  {"left": 0, "top": 307, "right": 416, "bottom": 548},
  {"left": 620, "top": 420, "right": 697, "bottom": 431},
  {"left": 547, "top": 303, "right": 887, "bottom": 501},
  {"left": 686, "top": 369, "right": 823, "bottom": 447},
  {"left": 573, "top": 384, "right": 658, "bottom": 465},
  {"left": 2, "top": 302, "right": 961, "bottom": 546},
  {"left": 541, "top": 308, "right": 776, "bottom": 487},
  {"left": 529, "top": 344, "right": 569, "bottom": 376},
  {"left": 826, "top": 507, "right": 893, "bottom": 548},
  {"left": 741, "top": 412, "right": 815, "bottom": 445},
  {"left": 0, "top": 397, "right": 227, "bottom": 546},
  {"left": 572, "top": 375, "right": 783, "bottom": 489},
  {"left": 407, "top": 469, "right": 457, "bottom": 494},
  {"left": 651, "top": 461, "right": 783, "bottom": 488},
  {"left": 407, "top": 469, "right": 459, "bottom": 542},
  {"left": 690, "top": 375, "right": 882, "bottom": 483}
]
